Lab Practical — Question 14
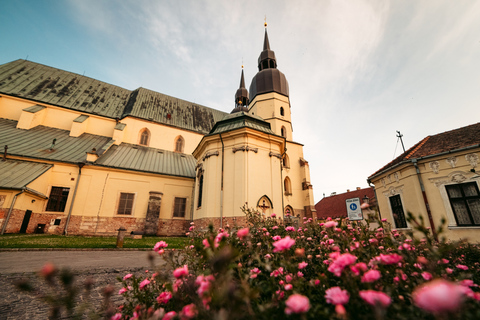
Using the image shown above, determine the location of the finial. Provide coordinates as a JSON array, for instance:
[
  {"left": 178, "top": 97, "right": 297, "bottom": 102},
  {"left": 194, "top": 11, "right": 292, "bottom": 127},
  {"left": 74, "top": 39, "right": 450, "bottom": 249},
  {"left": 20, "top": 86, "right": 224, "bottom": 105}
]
[{"left": 264, "top": 15, "right": 267, "bottom": 27}]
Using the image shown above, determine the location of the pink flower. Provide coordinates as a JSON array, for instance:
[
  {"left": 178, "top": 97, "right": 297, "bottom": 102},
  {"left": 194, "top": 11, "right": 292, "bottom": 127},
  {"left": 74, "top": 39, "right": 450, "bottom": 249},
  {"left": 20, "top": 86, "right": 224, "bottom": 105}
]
[
  {"left": 181, "top": 303, "right": 197, "bottom": 319},
  {"left": 111, "top": 313, "right": 122, "bottom": 320},
  {"left": 270, "top": 213, "right": 276, "bottom": 217},
  {"left": 250, "top": 268, "right": 261, "bottom": 279},
  {"left": 359, "top": 290, "right": 391, "bottom": 308},
  {"left": 361, "top": 269, "right": 381, "bottom": 283},
  {"left": 202, "top": 238, "right": 210, "bottom": 248},
  {"left": 162, "top": 311, "right": 177, "bottom": 320},
  {"left": 413, "top": 279, "right": 465, "bottom": 314},
  {"left": 328, "top": 253, "right": 357, "bottom": 277},
  {"left": 324, "top": 221, "right": 338, "bottom": 228},
  {"left": 285, "top": 294, "right": 310, "bottom": 314},
  {"left": 376, "top": 253, "right": 403, "bottom": 265},
  {"left": 173, "top": 265, "right": 189, "bottom": 279},
  {"left": 298, "top": 262, "right": 308, "bottom": 269},
  {"left": 456, "top": 264, "right": 469, "bottom": 270},
  {"left": 272, "top": 236, "right": 295, "bottom": 253},
  {"left": 153, "top": 241, "right": 168, "bottom": 252},
  {"left": 237, "top": 227, "right": 249, "bottom": 239},
  {"left": 123, "top": 273, "right": 133, "bottom": 281},
  {"left": 285, "top": 226, "right": 296, "bottom": 232},
  {"left": 157, "top": 291, "right": 173, "bottom": 304},
  {"left": 421, "top": 272, "right": 433, "bottom": 281},
  {"left": 139, "top": 279, "right": 150, "bottom": 290},
  {"left": 284, "top": 284, "right": 293, "bottom": 290},
  {"left": 118, "top": 287, "right": 128, "bottom": 295},
  {"left": 272, "top": 235, "right": 282, "bottom": 241},
  {"left": 325, "top": 287, "right": 350, "bottom": 305}
]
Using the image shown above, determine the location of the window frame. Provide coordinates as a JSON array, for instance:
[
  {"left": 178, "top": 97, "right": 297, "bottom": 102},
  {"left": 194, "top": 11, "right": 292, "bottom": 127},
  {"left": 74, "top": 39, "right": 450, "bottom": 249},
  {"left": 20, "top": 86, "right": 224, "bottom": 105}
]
[
  {"left": 389, "top": 194, "right": 408, "bottom": 228},
  {"left": 173, "top": 197, "right": 187, "bottom": 218},
  {"left": 116, "top": 192, "right": 136, "bottom": 216},
  {"left": 139, "top": 128, "right": 150, "bottom": 146},
  {"left": 284, "top": 177, "right": 292, "bottom": 196},
  {"left": 45, "top": 186, "right": 70, "bottom": 212},
  {"left": 175, "top": 136, "right": 185, "bottom": 153},
  {"left": 446, "top": 182, "right": 480, "bottom": 226}
]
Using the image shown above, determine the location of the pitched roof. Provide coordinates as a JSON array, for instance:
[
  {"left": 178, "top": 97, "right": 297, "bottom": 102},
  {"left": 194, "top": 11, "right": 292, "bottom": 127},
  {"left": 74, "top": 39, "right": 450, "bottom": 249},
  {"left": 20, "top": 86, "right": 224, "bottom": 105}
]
[
  {"left": 95, "top": 143, "right": 196, "bottom": 178},
  {"left": 0, "top": 118, "right": 112, "bottom": 164},
  {"left": 315, "top": 188, "right": 375, "bottom": 219},
  {"left": 0, "top": 159, "right": 52, "bottom": 195},
  {"left": 0, "top": 59, "right": 228, "bottom": 134},
  {"left": 208, "top": 111, "right": 275, "bottom": 136},
  {"left": 368, "top": 122, "right": 480, "bottom": 180}
]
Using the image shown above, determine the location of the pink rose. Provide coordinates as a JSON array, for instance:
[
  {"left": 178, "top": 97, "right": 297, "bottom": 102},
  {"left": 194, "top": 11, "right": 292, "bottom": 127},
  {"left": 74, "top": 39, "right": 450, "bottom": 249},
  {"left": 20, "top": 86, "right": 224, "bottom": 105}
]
[
  {"left": 284, "top": 284, "right": 293, "bottom": 291},
  {"left": 456, "top": 264, "right": 469, "bottom": 270},
  {"left": 123, "top": 273, "right": 133, "bottom": 281},
  {"left": 139, "top": 278, "right": 150, "bottom": 290},
  {"left": 298, "top": 262, "right": 308, "bottom": 269},
  {"left": 359, "top": 290, "right": 391, "bottom": 308},
  {"left": 153, "top": 241, "right": 168, "bottom": 252},
  {"left": 162, "top": 311, "right": 177, "bottom": 320},
  {"left": 413, "top": 279, "right": 465, "bottom": 314},
  {"left": 325, "top": 287, "right": 350, "bottom": 305},
  {"left": 111, "top": 313, "right": 122, "bottom": 320},
  {"left": 273, "top": 236, "right": 295, "bottom": 253},
  {"left": 285, "top": 294, "right": 310, "bottom": 314},
  {"left": 237, "top": 227, "right": 249, "bottom": 239},
  {"left": 202, "top": 238, "right": 210, "bottom": 248},
  {"left": 181, "top": 303, "right": 197, "bottom": 319},
  {"left": 324, "top": 221, "right": 338, "bottom": 228},
  {"left": 421, "top": 272, "right": 433, "bottom": 281},
  {"left": 173, "top": 265, "right": 189, "bottom": 279},
  {"left": 376, "top": 253, "right": 403, "bottom": 265},
  {"left": 361, "top": 269, "right": 381, "bottom": 283},
  {"left": 157, "top": 291, "right": 173, "bottom": 304}
]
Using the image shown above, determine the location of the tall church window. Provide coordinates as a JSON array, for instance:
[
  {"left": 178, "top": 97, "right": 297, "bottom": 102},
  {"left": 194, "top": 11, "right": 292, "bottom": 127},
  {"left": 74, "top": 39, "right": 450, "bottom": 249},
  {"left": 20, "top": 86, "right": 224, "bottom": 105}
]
[
  {"left": 197, "top": 174, "right": 204, "bottom": 208},
  {"left": 284, "top": 177, "right": 292, "bottom": 196},
  {"left": 46, "top": 187, "right": 70, "bottom": 212},
  {"left": 446, "top": 182, "right": 480, "bottom": 226},
  {"left": 173, "top": 197, "right": 187, "bottom": 218},
  {"left": 280, "top": 107, "right": 284, "bottom": 116},
  {"left": 175, "top": 136, "right": 185, "bottom": 153},
  {"left": 139, "top": 128, "right": 150, "bottom": 146},
  {"left": 389, "top": 195, "right": 407, "bottom": 228},
  {"left": 281, "top": 126, "right": 287, "bottom": 138},
  {"left": 283, "top": 154, "right": 290, "bottom": 168}
]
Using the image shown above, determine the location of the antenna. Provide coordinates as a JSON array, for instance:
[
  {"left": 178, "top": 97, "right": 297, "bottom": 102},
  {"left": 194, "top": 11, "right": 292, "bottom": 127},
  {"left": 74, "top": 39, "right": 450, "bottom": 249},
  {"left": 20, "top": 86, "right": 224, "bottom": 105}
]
[{"left": 396, "top": 131, "right": 405, "bottom": 153}]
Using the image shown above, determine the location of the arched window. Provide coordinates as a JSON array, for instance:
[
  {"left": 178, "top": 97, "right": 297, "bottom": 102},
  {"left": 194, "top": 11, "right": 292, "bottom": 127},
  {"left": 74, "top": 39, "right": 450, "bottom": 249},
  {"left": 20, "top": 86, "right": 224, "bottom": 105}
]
[
  {"left": 284, "top": 177, "right": 292, "bottom": 195},
  {"left": 280, "top": 107, "right": 284, "bottom": 116},
  {"left": 281, "top": 126, "right": 287, "bottom": 138},
  {"left": 256, "top": 195, "right": 273, "bottom": 215},
  {"left": 283, "top": 154, "right": 290, "bottom": 168},
  {"left": 175, "top": 136, "right": 185, "bottom": 153},
  {"left": 139, "top": 128, "right": 150, "bottom": 146},
  {"left": 284, "top": 205, "right": 294, "bottom": 217},
  {"left": 197, "top": 174, "right": 204, "bottom": 208}
]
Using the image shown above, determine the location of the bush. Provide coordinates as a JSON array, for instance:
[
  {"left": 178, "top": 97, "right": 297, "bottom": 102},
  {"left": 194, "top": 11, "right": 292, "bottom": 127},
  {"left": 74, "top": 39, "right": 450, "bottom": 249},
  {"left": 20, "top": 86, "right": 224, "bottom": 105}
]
[{"left": 112, "top": 207, "right": 480, "bottom": 320}]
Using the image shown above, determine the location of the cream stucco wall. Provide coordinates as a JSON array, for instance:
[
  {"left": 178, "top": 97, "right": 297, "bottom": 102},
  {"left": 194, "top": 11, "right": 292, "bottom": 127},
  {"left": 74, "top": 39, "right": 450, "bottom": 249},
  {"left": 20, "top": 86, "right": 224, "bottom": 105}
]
[{"left": 249, "top": 92, "right": 293, "bottom": 140}]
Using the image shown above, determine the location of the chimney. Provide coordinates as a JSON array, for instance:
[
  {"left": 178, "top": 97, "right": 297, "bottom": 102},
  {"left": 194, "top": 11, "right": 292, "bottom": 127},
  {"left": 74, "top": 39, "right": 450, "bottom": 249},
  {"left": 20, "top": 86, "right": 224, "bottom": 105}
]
[
  {"left": 50, "top": 138, "right": 57, "bottom": 150},
  {"left": 356, "top": 187, "right": 361, "bottom": 190},
  {"left": 347, "top": 189, "right": 350, "bottom": 192}
]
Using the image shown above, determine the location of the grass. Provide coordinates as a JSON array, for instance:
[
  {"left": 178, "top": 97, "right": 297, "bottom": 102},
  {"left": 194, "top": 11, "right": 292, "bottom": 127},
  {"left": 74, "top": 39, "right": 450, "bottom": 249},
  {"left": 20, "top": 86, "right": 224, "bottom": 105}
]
[{"left": 0, "top": 234, "right": 190, "bottom": 249}]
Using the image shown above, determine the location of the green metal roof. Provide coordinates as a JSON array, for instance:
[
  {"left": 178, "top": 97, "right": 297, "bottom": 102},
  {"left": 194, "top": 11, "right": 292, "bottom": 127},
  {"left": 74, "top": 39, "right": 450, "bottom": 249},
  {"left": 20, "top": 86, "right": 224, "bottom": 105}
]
[
  {"left": 0, "top": 118, "right": 113, "bottom": 163},
  {"left": 209, "top": 111, "right": 276, "bottom": 136},
  {"left": 0, "top": 59, "right": 228, "bottom": 134},
  {"left": 0, "top": 159, "right": 52, "bottom": 196},
  {"left": 95, "top": 143, "right": 196, "bottom": 178}
]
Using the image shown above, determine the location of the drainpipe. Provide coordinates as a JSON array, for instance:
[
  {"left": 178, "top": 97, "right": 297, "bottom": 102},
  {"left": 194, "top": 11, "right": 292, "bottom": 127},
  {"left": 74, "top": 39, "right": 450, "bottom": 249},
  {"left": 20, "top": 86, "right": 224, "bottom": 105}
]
[
  {"left": 63, "top": 163, "right": 85, "bottom": 235},
  {"left": 219, "top": 134, "right": 224, "bottom": 229},
  {"left": 412, "top": 159, "right": 438, "bottom": 241},
  {"left": 367, "top": 180, "right": 381, "bottom": 220},
  {"left": 280, "top": 144, "right": 287, "bottom": 220},
  {"left": 1, "top": 189, "right": 25, "bottom": 235}
]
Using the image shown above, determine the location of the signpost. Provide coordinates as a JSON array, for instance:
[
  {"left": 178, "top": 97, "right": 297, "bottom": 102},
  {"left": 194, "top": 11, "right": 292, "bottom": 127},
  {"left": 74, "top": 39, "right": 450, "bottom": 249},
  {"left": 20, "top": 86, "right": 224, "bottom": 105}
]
[{"left": 346, "top": 197, "right": 363, "bottom": 221}]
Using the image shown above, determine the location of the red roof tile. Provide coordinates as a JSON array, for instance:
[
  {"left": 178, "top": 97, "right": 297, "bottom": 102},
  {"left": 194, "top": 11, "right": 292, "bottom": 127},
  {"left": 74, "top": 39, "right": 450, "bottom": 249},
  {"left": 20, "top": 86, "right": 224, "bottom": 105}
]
[
  {"left": 315, "top": 188, "right": 375, "bottom": 219},
  {"left": 369, "top": 122, "right": 480, "bottom": 179}
]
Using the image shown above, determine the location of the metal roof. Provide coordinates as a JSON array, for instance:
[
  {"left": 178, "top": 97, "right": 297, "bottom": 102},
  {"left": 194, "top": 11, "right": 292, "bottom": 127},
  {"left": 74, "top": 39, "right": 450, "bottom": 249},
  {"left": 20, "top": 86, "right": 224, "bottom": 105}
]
[
  {"left": 0, "top": 159, "right": 52, "bottom": 194},
  {"left": 209, "top": 111, "right": 276, "bottom": 136},
  {"left": 95, "top": 143, "right": 196, "bottom": 178},
  {"left": 0, "top": 60, "right": 228, "bottom": 134},
  {"left": 0, "top": 118, "right": 113, "bottom": 163}
]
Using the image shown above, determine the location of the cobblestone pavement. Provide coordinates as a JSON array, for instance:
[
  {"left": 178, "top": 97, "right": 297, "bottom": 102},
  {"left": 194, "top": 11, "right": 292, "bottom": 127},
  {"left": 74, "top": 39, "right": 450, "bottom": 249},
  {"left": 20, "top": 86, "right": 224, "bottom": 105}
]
[{"left": 0, "top": 251, "right": 169, "bottom": 319}]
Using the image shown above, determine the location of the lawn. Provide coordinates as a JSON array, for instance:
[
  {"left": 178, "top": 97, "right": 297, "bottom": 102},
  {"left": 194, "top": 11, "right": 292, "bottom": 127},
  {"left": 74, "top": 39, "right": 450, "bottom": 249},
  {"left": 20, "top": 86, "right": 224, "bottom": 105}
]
[{"left": 0, "top": 234, "right": 190, "bottom": 249}]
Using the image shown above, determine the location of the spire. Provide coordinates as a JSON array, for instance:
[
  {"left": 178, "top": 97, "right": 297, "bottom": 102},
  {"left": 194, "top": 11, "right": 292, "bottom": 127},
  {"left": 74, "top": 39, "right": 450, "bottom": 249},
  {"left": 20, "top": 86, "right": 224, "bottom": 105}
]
[
  {"left": 231, "top": 67, "right": 249, "bottom": 114},
  {"left": 258, "top": 27, "right": 277, "bottom": 71},
  {"left": 263, "top": 28, "right": 270, "bottom": 51}
]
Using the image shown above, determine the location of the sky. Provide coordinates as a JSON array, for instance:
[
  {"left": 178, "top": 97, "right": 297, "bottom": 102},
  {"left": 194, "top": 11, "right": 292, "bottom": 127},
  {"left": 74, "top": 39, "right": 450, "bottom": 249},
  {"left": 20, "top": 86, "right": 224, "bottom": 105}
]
[{"left": 1, "top": 0, "right": 479, "bottom": 204}]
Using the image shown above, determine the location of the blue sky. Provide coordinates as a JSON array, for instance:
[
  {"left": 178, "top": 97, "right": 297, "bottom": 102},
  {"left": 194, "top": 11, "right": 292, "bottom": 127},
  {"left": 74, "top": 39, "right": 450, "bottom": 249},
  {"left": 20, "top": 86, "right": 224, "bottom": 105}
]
[{"left": 1, "top": 0, "right": 479, "bottom": 203}]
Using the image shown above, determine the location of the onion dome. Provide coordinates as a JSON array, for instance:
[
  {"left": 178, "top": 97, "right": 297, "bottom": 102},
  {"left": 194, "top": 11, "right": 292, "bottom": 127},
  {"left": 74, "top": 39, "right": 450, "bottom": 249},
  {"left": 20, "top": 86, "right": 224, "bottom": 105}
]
[
  {"left": 231, "top": 68, "right": 250, "bottom": 113},
  {"left": 249, "top": 28, "right": 289, "bottom": 102}
]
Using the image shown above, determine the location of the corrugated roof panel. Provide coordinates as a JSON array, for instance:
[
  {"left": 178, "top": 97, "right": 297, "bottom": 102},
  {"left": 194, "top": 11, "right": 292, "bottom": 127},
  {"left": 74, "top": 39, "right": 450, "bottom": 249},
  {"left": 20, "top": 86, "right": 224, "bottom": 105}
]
[
  {"left": 0, "top": 118, "right": 113, "bottom": 163},
  {"left": 0, "top": 159, "right": 52, "bottom": 190}
]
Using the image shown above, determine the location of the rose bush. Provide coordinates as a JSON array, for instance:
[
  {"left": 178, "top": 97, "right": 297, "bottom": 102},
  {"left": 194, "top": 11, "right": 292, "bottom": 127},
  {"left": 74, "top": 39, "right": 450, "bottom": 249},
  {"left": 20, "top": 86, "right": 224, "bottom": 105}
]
[{"left": 111, "top": 208, "right": 480, "bottom": 319}]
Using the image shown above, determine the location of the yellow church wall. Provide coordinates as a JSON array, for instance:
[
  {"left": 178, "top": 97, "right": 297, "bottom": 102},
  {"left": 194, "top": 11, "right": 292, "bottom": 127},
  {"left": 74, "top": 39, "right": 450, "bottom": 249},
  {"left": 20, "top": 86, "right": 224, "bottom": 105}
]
[
  {"left": 249, "top": 92, "right": 293, "bottom": 139},
  {"left": 0, "top": 95, "right": 33, "bottom": 120},
  {"left": 119, "top": 117, "right": 204, "bottom": 153}
]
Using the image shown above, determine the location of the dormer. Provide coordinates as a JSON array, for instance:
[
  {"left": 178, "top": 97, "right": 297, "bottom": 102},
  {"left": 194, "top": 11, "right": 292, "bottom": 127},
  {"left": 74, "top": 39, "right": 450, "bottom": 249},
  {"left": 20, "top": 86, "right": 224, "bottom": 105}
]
[
  {"left": 70, "top": 114, "right": 89, "bottom": 137},
  {"left": 16, "top": 105, "right": 46, "bottom": 130}
]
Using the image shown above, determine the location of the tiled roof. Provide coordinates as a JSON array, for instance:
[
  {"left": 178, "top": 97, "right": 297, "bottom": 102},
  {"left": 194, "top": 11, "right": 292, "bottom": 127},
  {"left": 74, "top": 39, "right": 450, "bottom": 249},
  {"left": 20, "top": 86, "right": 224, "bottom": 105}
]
[
  {"left": 315, "top": 188, "right": 375, "bottom": 219},
  {"left": 368, "top": 122, "right": 480, "bottom": 180},
  {"left": 0, "top": 59, "right": 228, "bottom": 134},
  {"left": 95, "top": 143, "right": 196, "bottom": 178},
  {"left": 0, "top": 159, "right": 52, "bottom": 196},
  {"left": 0, "top": 118, "right": 112, "bottom": 163}
]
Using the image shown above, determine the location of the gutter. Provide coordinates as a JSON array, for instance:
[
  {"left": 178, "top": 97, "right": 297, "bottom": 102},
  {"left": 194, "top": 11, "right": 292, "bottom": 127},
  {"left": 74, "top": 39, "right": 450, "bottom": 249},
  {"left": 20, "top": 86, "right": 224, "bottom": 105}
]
[
  {"left": 412, "top": 159, "right": 438, "bottom": 241},
  {"left": 1, "top": 189, "right": 25, "bottom": 235},
  {"left": 63, "top": 163, "right": 85, "bottom": 235},
  {"left": 367, "top": 180, "right": 381, "bottom": 220}
]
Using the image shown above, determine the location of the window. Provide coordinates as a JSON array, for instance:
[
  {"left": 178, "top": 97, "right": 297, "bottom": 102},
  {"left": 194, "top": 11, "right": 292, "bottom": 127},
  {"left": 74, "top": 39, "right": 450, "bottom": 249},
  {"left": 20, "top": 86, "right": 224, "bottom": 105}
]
[
  {"left": 139, "top": 129, "right": 150, "bottom": 146},
  {"left": 197, "top": 175, "right": 204, "bottom": 208},
  {"left": 46, "top": 187, "right": 70, "bottom": 212},
  {"left": 389, "top": 195, "right": 407, "bottom": 228},
  {"left": 284, "top": 177, "right": 292, "bottom": 195},
  {"left": 173, "top": 197, "right": 187, "bottom": 218},
  {"left": 117, "top": 192, "right": 135, "bottom": 215},
  {"left": 446, "top": 182, "right": 480, "bottom": 226},
  {"left": 281, "top": 126, "right": 286, "bottom": 138},
  {"left": 283, "top": 154, "right": 290, "bottom": 168},
  {"left": 280, "top": 107, "right": 285, "bottom": 116},
  {"left": 175, "top": 136, "right": 184, "bottom": 153}
]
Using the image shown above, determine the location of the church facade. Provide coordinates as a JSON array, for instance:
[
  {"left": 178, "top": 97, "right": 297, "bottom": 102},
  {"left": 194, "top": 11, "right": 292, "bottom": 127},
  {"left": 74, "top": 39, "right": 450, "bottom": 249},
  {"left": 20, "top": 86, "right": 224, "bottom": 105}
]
[{"left": 0, "top": 29, "right": 315, "bottom": 236}]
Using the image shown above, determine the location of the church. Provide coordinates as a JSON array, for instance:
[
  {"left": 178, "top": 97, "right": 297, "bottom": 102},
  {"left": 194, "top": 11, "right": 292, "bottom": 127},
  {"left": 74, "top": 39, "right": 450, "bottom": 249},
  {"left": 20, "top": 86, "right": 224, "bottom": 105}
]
[{"left": 0, "top": 28, "right": 316, "bottom": 236}]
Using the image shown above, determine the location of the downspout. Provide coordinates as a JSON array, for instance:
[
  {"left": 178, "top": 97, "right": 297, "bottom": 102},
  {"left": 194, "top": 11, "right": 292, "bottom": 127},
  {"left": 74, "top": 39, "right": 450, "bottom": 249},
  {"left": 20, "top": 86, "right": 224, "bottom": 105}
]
[
  {"left": 219, "top": 134, "right": 224, "bottom": 229},
  {"left": 367, "top": 180, "right": 381, "bottom": 220},
  {"left": 1, "top": 189, "right": 24, "bottom": 235},
  {"left": 281, "top": 144, "right": 287, "bottom": 220},
  {"left": 63, "top": 163, "right": 85, "bottom": 235},
  {"left": 412, "top": 159, "right": 438, "bottom": 241}
]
